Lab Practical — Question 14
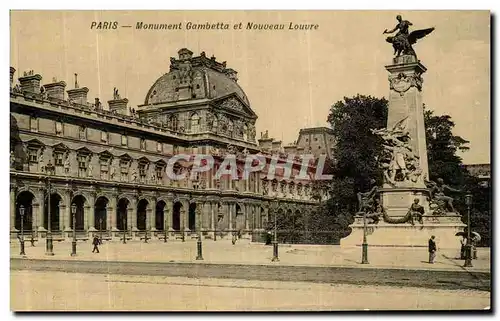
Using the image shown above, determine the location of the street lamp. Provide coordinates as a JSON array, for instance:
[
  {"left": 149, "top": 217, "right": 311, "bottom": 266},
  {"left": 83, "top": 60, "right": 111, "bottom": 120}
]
[
  {"left": 45, "top": 161, "right": 55, "bottom": 256},
  {"left": 464, "top": 194, "right": 473, "bottom": 268},
  {"left": 361, "top": 212, "right": 369, "bottom": 264},
  {"left": 271, "top": 197, "right": 279, "bottom": 262},
  {"left": 196, "top": 203, "right": 203, "bottom": 260},
  {"left": 19, "top": 205, "right": 26, "bottom": 256},
  {"left": 71, "top": 203, "right": 77, "bottom": 256}
]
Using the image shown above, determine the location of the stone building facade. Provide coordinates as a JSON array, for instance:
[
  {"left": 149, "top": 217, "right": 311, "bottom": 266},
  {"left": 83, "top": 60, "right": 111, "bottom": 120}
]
[{"left": 9, "top": 49, "right": 327, "bottom": 242}]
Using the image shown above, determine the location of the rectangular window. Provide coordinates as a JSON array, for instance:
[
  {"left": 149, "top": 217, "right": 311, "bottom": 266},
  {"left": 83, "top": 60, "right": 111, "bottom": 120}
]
[
  {"left": 139, "top": 163, "right": 147, "bottom": 181},
  {"left": 78, "top": 155, "right": 87, "bottom": 177},
  {"left": 120, "top": 160, "right": 129, "bottom": 181},
  {"left": 30, "top": 117, "right": 38, "bottom": 132},
  {"left": 55, "top": 121, "right": 63, "bottom": 135},
  {"left": 101, "top": 131, "right": 108, "bottom": 144},
  {"left": 28, "top": 149, "right": 38, "bottom": 163},
  {"left": 100, "top": 160, "right": 109, "bottom": 180},
  {"left": 121, "top": 135, "right": 128, "bottom": 146},
  {"left": 55, "top": 153, "right": 64, "bottom": 166},
  {"left": 155, "top": 166, "right": 163, "bottom": 180}
]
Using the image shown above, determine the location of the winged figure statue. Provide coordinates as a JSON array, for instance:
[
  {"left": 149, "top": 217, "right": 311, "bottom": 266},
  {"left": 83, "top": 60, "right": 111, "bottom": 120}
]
[{"left": 383, "top": 15, "right": 435, "bottom": 57}]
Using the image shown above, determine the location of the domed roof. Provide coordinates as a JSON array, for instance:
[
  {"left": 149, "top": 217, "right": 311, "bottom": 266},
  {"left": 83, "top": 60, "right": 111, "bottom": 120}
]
[{"left": 144, "top": 49, "right": 250, "bottom": 106}]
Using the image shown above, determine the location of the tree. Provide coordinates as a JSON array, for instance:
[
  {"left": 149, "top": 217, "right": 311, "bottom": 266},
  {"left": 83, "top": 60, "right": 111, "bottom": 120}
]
[{"left": 424, "top": 108, "right": 470, "bottom": 187}]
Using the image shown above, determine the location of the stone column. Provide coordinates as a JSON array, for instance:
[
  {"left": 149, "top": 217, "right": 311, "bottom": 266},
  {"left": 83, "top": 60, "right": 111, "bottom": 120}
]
[
  {"left": 109, "top": 195, "right": 117, "bottom": 231},
  {"left": 146, "top": 201, "right": 156, "bottom": 231},
  {"left": 64, "top": 192, "right": 72, "bottom": 232},
  {"left": 37, "top": 189, "right": 45, "bottom": 231},
  {"left": 228, "top": 202, "right": 233, "bottom": 232},
  {"left": 127, "top": 207, "right": 133, "bottom": 231},
  {"left": 183, "top": 199, "right": 190, "bottom": 232},
  {"left": 146, "top": 207, "right": 153, "bottom": 231},
  {"left": 166, "top": 199, "right": 174, "bottom": 231},
  {"left": 106, "top": 206, "right": 113, "bottom": 232},
  {"left": 87, "top": 193, "right": 96, "bottom": 231},
  {"left": 210, "top": 202, "right": 215, "bottom": 236},
  {"left": 32, "top": 204, "right": 40, "bottom": 231},
  {"left": 59, "top": 203, "right": 66, "bottom": 232},
  {"left": 10, "top": 188, "right": 17, "bottom": 231}
]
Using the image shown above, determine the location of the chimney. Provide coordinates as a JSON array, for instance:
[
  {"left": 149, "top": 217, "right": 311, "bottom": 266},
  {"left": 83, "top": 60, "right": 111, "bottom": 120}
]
[
  {"left": 224, "top": 68, "right": 238, "bottom": 82},
  {"left": 66, "top": 73, "right": 88, "bottom": 104},
  {"left": 178, "top": 48, "right": 193, "bottom": 60},
  {"left": 67, "top": 87, "right": 89, "bottom": 105},
  {"left": 43, "top": 79, "right": 67, "bottom": 100},
  {"left": 108, "top": 98, "right": 129, "bottom": 115},
  {"left": 18, "top": 71, "right": 42, "bottom": 94},
  {"left": 271, "top": 140, "right": 282, "bottom": 153},
  {"left": 10, "top": 67, "right": 15, "bottom": 89}
]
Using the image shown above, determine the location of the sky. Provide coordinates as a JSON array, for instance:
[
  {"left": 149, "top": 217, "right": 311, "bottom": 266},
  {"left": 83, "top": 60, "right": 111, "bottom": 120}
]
[{"left": 9, "top": 10, "right": 490, "bottom": 164}]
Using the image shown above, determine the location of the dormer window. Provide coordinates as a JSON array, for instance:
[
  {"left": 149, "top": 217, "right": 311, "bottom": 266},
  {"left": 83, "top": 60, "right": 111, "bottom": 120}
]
[{"left": 119, "top": 158, "right": 130, "bottom": 182}]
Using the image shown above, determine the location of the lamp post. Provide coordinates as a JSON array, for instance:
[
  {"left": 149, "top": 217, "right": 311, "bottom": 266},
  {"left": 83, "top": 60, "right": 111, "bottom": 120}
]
[
  {"left": 196, "top": 203, "right": 204, "bottom": 260},
  {"left": 71, "top": 204, "right": 77, "bottom": 256},
  {"left": 464, "top": 194, "right": 473, "bottom": 268},
  {"left": 19, "top": 205, "right": 26, "bottom": 256},
  {"left": 271, "top": 197, "right": 279, "bottom": 262},
  {"left": 122, "top": 218, "right": 127, "bottom": 244},
  {"left": 45, "top": 162, "right": 55, "bottom": 256},
  {"left": 361, "top": 212, "right": 369, "bottom": 264}
]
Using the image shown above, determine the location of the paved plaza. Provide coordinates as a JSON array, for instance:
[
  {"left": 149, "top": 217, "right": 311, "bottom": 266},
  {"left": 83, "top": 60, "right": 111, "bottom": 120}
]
[
  {"left": 10, "top": 239, "right": 490, "bottom": 272},
  {"left": 11, "top": 270, "right": 490, "bottom": 311}
]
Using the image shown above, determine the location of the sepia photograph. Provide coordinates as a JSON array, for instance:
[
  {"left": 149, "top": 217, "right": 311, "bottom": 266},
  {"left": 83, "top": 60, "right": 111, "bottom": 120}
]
[{"left": 9, "top": 9, "right": 491, "bottom": 311}]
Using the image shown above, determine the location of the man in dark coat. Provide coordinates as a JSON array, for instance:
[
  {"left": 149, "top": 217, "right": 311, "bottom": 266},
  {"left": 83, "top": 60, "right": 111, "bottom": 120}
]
[
  {"left": 92, "top": 235, "right": 100, "bottom": 253},
  {"left": 428, "top": 235, "right": 437, "bottom": 263}
]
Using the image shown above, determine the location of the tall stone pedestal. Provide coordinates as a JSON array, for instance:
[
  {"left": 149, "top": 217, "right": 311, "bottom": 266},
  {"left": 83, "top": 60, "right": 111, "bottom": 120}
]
[{"left": 342, "top": 215, "right": 465, "bottom": 249}]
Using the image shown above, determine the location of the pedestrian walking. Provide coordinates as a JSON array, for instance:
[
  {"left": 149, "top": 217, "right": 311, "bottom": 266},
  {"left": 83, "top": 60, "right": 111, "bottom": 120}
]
[
  {"left": 428, "top": 235, "right": 437, "bottom": 264},
  {"left": 92, "top": 235, "right": 100, "bottom": 253},
  {"left": 460, "top": 236, "right": 466, "bottom": 259}
]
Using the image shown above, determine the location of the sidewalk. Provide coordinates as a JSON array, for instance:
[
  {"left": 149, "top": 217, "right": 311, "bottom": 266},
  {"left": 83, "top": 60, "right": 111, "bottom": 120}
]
[{"left": 10, "top": 239, "right": 491, "bottom": 273}]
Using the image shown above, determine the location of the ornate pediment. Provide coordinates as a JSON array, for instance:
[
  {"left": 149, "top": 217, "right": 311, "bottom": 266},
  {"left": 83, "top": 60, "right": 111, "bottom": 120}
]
[{"left": 214, "top": 94, "right": 257, "bottom": 118}]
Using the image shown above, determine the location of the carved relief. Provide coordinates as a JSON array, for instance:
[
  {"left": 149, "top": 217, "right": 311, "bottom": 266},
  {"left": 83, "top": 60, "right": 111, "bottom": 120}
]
[
  {"left": 388, "top": 72, "right": 423, "bottom": 96},
  {"left": 220, "top": 97, "right": 244, "bottom": 112}
]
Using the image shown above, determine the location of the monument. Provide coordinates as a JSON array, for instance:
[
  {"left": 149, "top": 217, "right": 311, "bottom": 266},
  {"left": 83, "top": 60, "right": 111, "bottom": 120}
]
[{"left": 343, "top": 15, "right": 465, "bottom": 248}]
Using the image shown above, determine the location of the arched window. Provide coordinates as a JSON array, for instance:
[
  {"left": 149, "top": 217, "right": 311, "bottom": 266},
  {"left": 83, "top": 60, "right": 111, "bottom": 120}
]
[
  {"left": 190, "top": 112, "right": 200, "bottom": 133},
  {"left": 169, "top": 115, "right": 179, "bottom": 131}
]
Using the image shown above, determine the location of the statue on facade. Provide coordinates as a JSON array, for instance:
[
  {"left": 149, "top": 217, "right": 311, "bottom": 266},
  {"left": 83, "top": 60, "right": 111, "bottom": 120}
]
[
  {"left": 248, "top": 125, "right": 256, "bottom": 141},
  {"left": 426, "top": 178, "right": 462, "bottom": 214},
  {"left": 39, "top": 152, "right": 45, "bottom": 173},
  {"left": 13, "top": 84, "right": 22, "bottom": 94},
  {"left": 408, "top": 198, "right": 425, "bottom": 225},
  {"left": 383, "top": 15, "right": 435, "bottom": 57},
  {"left": 87, "top": 163, "right": 93, "bottom": 178},
  {"left": 63, "top": 154, "right": 71, "bottom": 175},
  {"left": 206, "top": 112, "right": 215, "bottom": 131},
  {"left": 110, "top": 165, "right": 116, "bottom": 180},
  {"left": 113, "top": 87, "right": 120, "bottom": 100},
  {"left": 373, "top": 117, "right": 422, "bottom": 187},
  {"left": 131, "top": 169, "right": 138, "bottom": 182}
]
